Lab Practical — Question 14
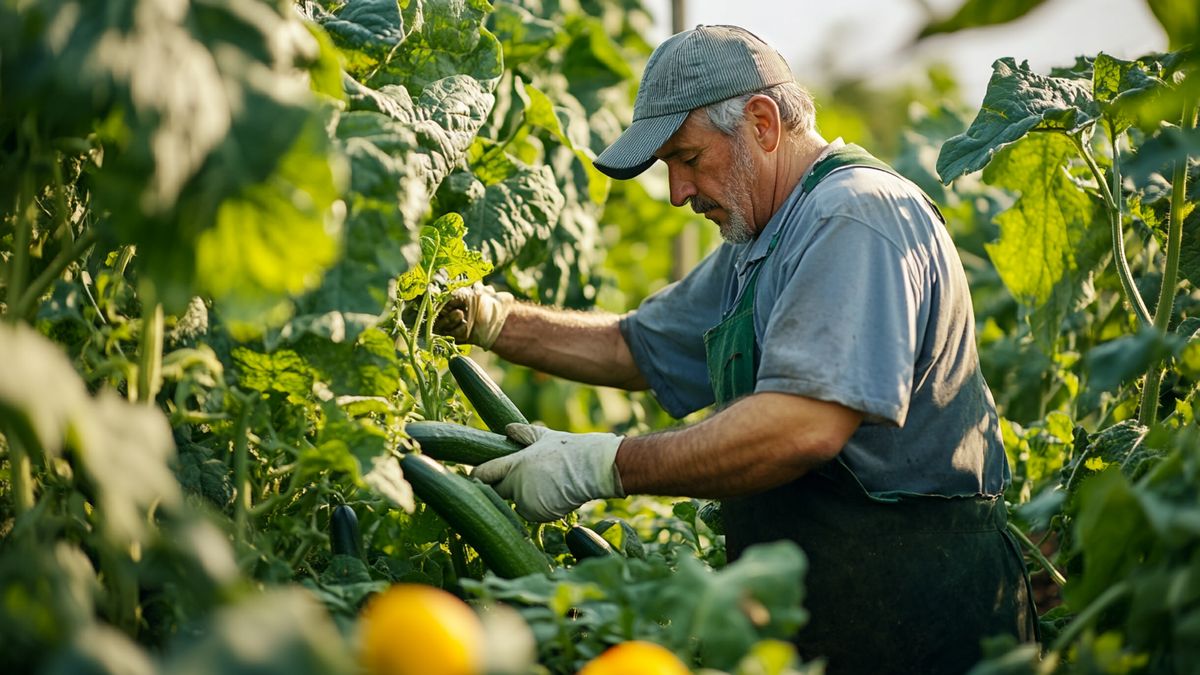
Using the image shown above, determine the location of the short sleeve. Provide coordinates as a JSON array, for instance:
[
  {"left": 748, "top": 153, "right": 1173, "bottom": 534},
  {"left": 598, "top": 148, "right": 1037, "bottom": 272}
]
[
  {"left": 619, "top": 246, "right": 736, "bottom": 418},
  {"left": 755, "top": 217, "right": 922, "bottom": 425}
]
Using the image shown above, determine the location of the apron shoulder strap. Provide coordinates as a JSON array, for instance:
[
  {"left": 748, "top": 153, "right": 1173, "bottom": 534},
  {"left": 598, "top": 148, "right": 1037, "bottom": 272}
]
[
  {"left": 801, "top": 143, "right": 946, "bottom": 224},
  {"left": 801, "top": 144, "right": 893, "bottom": 194}
]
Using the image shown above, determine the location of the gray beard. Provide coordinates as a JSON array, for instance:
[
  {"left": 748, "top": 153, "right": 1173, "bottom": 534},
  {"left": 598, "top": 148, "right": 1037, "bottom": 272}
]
[{"left": 719, "top": 136, "right": 756, "bottom": 245}]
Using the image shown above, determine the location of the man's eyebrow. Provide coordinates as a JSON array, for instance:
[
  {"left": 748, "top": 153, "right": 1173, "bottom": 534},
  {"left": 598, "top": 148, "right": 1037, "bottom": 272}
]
[{"left": 654, "top": 146, "right": 690, "bottom": 162}]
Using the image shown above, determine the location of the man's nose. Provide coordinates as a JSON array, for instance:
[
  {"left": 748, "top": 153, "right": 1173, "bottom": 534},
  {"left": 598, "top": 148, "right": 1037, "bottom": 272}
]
[{"left": 668, "top": 169, "right": 696, "bottom": 208}]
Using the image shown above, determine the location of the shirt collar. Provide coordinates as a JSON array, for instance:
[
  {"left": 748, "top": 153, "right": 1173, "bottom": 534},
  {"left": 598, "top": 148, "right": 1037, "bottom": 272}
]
[{"left": 733, "top": 138, "right": 845, "bottom": 275}]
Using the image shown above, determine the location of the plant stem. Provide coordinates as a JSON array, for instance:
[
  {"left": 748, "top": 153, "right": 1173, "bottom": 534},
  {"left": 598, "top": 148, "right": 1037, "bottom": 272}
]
[
  {"left": 8, "top": 434, "right": 35, "bottom": 517},
  {"left": 100, "top": 547, "right": 140, "bottom": 636},
  {"left": 1074, "top": 134, "right": 1152, "bottom": 327},
  {"left": 12, "top": 229, "right": 99, "bottom": 319},
  {"left": 1139, "top": 100, "right": 1197, "bottom": 425},
  {"left": 1051, "top": 580, "right": 1130, "bottom": 653},
  {"left": 1006, "top": 521, "right": 1067, "bottom": 587},
  {"left": 7, "top": 174, "right": 33, "bottom": 324},
  {"left": 137, "top": 299, "right": 164, "bottom": 404},
  {"left": 115, "top": 245, "right": 136, "bottom": 279},
  {"left": 232, "top": 391, "right": 255, "bottom": 542}
]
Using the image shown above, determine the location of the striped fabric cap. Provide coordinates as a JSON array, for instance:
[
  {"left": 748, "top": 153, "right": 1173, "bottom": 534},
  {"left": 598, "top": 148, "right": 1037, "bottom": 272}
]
[{"left": 594, "top": 25, "right": 794, "bottom": 180}]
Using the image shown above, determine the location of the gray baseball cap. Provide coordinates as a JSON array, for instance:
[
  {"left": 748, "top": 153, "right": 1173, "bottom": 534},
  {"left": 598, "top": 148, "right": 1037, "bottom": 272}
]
[{"left": 594, "top": 25, "right": 794, "bottom": 180}]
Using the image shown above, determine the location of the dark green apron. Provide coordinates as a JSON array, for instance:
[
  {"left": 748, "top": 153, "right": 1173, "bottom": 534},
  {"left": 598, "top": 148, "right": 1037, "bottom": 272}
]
[{"left": 702, "top": 145, "right": 1038, "bottom": 674}]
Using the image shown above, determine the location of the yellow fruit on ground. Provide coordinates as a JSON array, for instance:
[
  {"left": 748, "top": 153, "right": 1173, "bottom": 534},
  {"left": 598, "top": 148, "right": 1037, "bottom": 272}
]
[
  {"left": 577, "top": 640, "right": 691, "bottom": 675},
  {"left": 359, "top": 583, "right": 484, "bottom": 675}
]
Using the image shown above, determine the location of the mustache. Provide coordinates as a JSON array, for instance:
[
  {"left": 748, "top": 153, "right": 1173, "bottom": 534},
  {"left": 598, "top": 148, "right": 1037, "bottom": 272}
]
[{"left": 690, "top": 196, "right": 719, "bottom": 214}]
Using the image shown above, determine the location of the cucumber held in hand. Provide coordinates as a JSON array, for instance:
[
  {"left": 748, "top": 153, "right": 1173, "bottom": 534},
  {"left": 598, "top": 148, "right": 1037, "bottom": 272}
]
[
  {"left": 448, "top": 355, "right": 528, "bottom": 432},
  {"left": 566, "top": 525, "right": 616, "bottom": 560},
  {"left": 406, "top": 420, "right": 522, "bottom": 466},
  {"left": 400, "top": 453, "right": 550, "bottom": 579},
  {"left": 329, "top": 503, "right": 363, "bottom": 559}
]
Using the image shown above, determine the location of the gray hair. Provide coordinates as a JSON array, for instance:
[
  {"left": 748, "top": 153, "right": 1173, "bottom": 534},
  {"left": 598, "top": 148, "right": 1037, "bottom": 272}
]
[{"left": 702, "top": 82, "right": 816, "bottom": 138}]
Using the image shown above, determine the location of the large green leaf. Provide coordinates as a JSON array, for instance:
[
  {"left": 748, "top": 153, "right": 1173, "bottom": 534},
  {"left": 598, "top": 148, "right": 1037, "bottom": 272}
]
[
  {"left": 560, "top": 14, "right": 633, "bottom": 102},
  {"left": 439, "top": 162, "right": 565, "bottom": 270},
  {"left": 916, "top": 0, "right": 1051, "bottom": 40},
  {"left": 312, "top": 404, "right": 413, "bottom": 511},
  {"left": 650, "top": 541, "right": 808, "bottom": 670},
  {"left": 293, "top": 328, "right": 402, "bottom": 398},
  {"left": 488, "top": 1, "right": 564, "bottom": 67},
  {"left": 518, "top": 81, "right": 611, "bottom": 204},
  {"left": 938, "top": 58, "right": 1099, "bottom": 183},
  {"left": 396, "top": 213, "right": 493, "bottom": 300},
  {"left": 371, "top": 0, "right": 503, "bottom": 95},
  {"left": 1082, "top": 329, "right": 1187, "bottom": 407},
  {"left": 17, "top": 0, "right": 348, "bottom": 317},
  {"left": 980, "top": 134, "right": 1107, "bottom": 346},
  {"left": 308, "top": 0, "right": 407, "bottom": 79},
  {"left": 195, "top": 115, "right": 345, "bottom": 332},
  {"left": 304, "top": 73, "right": 495, "bottom": 316},
  {"left": 1147, "top": 0, "right": 1200, "bottom": 50},
  {"left": 1093, "top": 52, "right": 1174, "bottom": 133},
  {"left": 1066, "top": 469, "right": 1154, "bottom": 607}
]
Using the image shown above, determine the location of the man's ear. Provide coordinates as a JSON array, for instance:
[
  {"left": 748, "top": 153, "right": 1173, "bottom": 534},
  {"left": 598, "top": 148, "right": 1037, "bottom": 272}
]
[{"left": 743, "top": 95, "right": 782, "bottom": 153}]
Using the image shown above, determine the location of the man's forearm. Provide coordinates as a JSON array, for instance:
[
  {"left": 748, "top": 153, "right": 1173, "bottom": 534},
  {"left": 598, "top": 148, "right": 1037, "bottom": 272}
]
[
  {"left": 489, "top": 302, "right": 649, "bottom": 390},
  {"left": 615, "top": 392, "right": 863, "bottom": 497}
]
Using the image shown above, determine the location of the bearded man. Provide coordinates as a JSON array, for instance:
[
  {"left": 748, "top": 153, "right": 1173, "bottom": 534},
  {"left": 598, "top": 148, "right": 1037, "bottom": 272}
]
[{"left": 439, "top": 24, "right": 1038, "bottom": 673}]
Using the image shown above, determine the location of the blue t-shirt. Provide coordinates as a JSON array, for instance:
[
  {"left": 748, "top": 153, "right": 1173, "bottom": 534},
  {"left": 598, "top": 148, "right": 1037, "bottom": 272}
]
[{"left": 619, "top": 145, "right": 1009, "bottom": 497}]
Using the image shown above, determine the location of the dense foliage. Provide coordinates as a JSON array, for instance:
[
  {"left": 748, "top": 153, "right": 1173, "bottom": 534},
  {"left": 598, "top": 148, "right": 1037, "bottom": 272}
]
[{"left": 1, "top": 0, "right": 1198, "bottom": 673}]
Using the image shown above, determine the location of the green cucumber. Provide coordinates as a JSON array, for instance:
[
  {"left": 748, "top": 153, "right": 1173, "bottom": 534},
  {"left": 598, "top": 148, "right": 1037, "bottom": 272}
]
[
  {"left": 565, "top": 525, "right": 616, "bottom": 560},
  {"left": 470, "top": 477, "right": 527, "bottom": 534},
  {"left": 400, "top": 453, "right": 549, "bottom": 579},
  {"left": 406, "top": 421, "right": 521, "bottom": 466},
  {"left": 329, "top": 503, "right": 363, "bottom": 559},
  {"left": 449, "top": 356, "right": 528, "bottom": 432}
]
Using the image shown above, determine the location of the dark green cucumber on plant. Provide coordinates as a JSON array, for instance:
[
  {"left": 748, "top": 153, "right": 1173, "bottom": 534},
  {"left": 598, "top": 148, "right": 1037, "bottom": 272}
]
[
  {"left": 448, "top": 355, "right": 529, "bottom": 432},
  {"left": 406, "top": 420, "right": 522, "bottom": 466},
  {"left": 400, "top": 453, "right": 550, "bottom": 579},
  {"left": 565, "top": 525, "right": 616, "bottom": 560},
  {"left": 329, "top": 503, "right": 363, "bottom": 559}
]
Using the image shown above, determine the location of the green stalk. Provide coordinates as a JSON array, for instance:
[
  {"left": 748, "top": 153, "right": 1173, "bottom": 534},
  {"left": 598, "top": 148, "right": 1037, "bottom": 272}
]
[
  {"left": 6, "top": 174, "right": 33, "bottom": 324},
  {"left": 115, "top": 245, "right": 136, "bottom": 279},
  {"left": 1139, "top": 100, "right": 1197, "bottom": 425},
  {"left": 232, "top": 391, "right": 255, "bottom": 542},
  {"left": 404, "top": 230, "right": 445, "bottom": 419},
  {"left": 99, "top": 547, "right": 140, "bottom": 636},
  {"left": 1051, "top": 580, "right": 1130, "bottom": 653},
  {"left": 1075, "top": 135, "right": 1152, "bottom": 326},
  {"left": 12, "top": 229, "right": 98, "bottom": 319},
  {"left": 1007, "top": 521, "right": 1067, "bottom": 587},
  {"left": 137, "top": 300, "right": 164, "bottom": 404},
  {"left": 8, "top": 434, "right": 35, "bottom": 517}
]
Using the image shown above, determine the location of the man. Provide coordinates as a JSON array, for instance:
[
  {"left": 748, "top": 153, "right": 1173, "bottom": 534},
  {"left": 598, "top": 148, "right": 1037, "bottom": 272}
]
[{"left": 440, "top": 24, "right": 1037, "bottom": 674}]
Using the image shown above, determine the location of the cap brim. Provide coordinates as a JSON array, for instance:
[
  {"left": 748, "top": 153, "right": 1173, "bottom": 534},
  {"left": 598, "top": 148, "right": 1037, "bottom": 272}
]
[{"left": 593, "top": 111, "right": 689, "bottom": 180}]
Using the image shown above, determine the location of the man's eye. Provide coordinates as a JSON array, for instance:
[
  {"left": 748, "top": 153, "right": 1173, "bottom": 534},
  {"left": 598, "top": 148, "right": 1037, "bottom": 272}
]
[{"left": 684, "top": 154, "right": 700, "bottom": 167}]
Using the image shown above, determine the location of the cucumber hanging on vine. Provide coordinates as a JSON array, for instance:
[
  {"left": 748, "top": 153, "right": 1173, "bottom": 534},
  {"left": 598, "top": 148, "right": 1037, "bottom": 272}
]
[
  {"left": 329, "top": 503, "right": 363, "bottom": 559},
  {"left": 449, "top": 355, "right": 529, "bottom": 432}
]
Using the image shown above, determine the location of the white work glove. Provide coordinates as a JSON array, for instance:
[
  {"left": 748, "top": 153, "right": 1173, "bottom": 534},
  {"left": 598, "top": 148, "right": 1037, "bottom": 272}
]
[
  {"left": 472, "top": 423, "right": 626, "bottom": 522},
  {"left": 433, "top": 283, "right": 514, "bottom": 349}
]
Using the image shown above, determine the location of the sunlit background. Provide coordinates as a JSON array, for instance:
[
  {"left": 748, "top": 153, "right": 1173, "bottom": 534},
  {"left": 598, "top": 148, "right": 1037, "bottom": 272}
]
[{"left": 643, "top": 0, "right": 1167, "bottom": 104}]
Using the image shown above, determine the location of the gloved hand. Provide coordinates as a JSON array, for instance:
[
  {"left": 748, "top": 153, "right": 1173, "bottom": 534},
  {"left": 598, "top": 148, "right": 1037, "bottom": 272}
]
[
  {"left": 472, "top": 423, "right": 625, "bottom": 522},
  {"left": 432, "top": 283, "right": 514, "bottom": 349}
]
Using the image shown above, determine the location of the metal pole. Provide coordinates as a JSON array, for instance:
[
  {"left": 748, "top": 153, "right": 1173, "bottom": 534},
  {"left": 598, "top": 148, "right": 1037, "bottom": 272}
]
[{"left": 669, "top": 0, "right": 698, "bottom": 281}]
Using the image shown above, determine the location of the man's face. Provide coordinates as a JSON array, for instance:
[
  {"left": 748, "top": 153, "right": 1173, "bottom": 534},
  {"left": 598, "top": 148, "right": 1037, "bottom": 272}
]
[{"left": 654, "top": 112, "right": 759, "bottom": 244}]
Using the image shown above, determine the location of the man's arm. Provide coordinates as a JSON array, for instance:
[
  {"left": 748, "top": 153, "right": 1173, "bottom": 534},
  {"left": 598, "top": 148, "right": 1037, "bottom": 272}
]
[
  {"left": 617, "top": 391, "right": 863, "bottom": 497},
  {"left": 489, "top": 302, "right": 649, "bottom": 391},
  {"left": 473, "top": 390, "right": 864, "bottom": 521}
]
